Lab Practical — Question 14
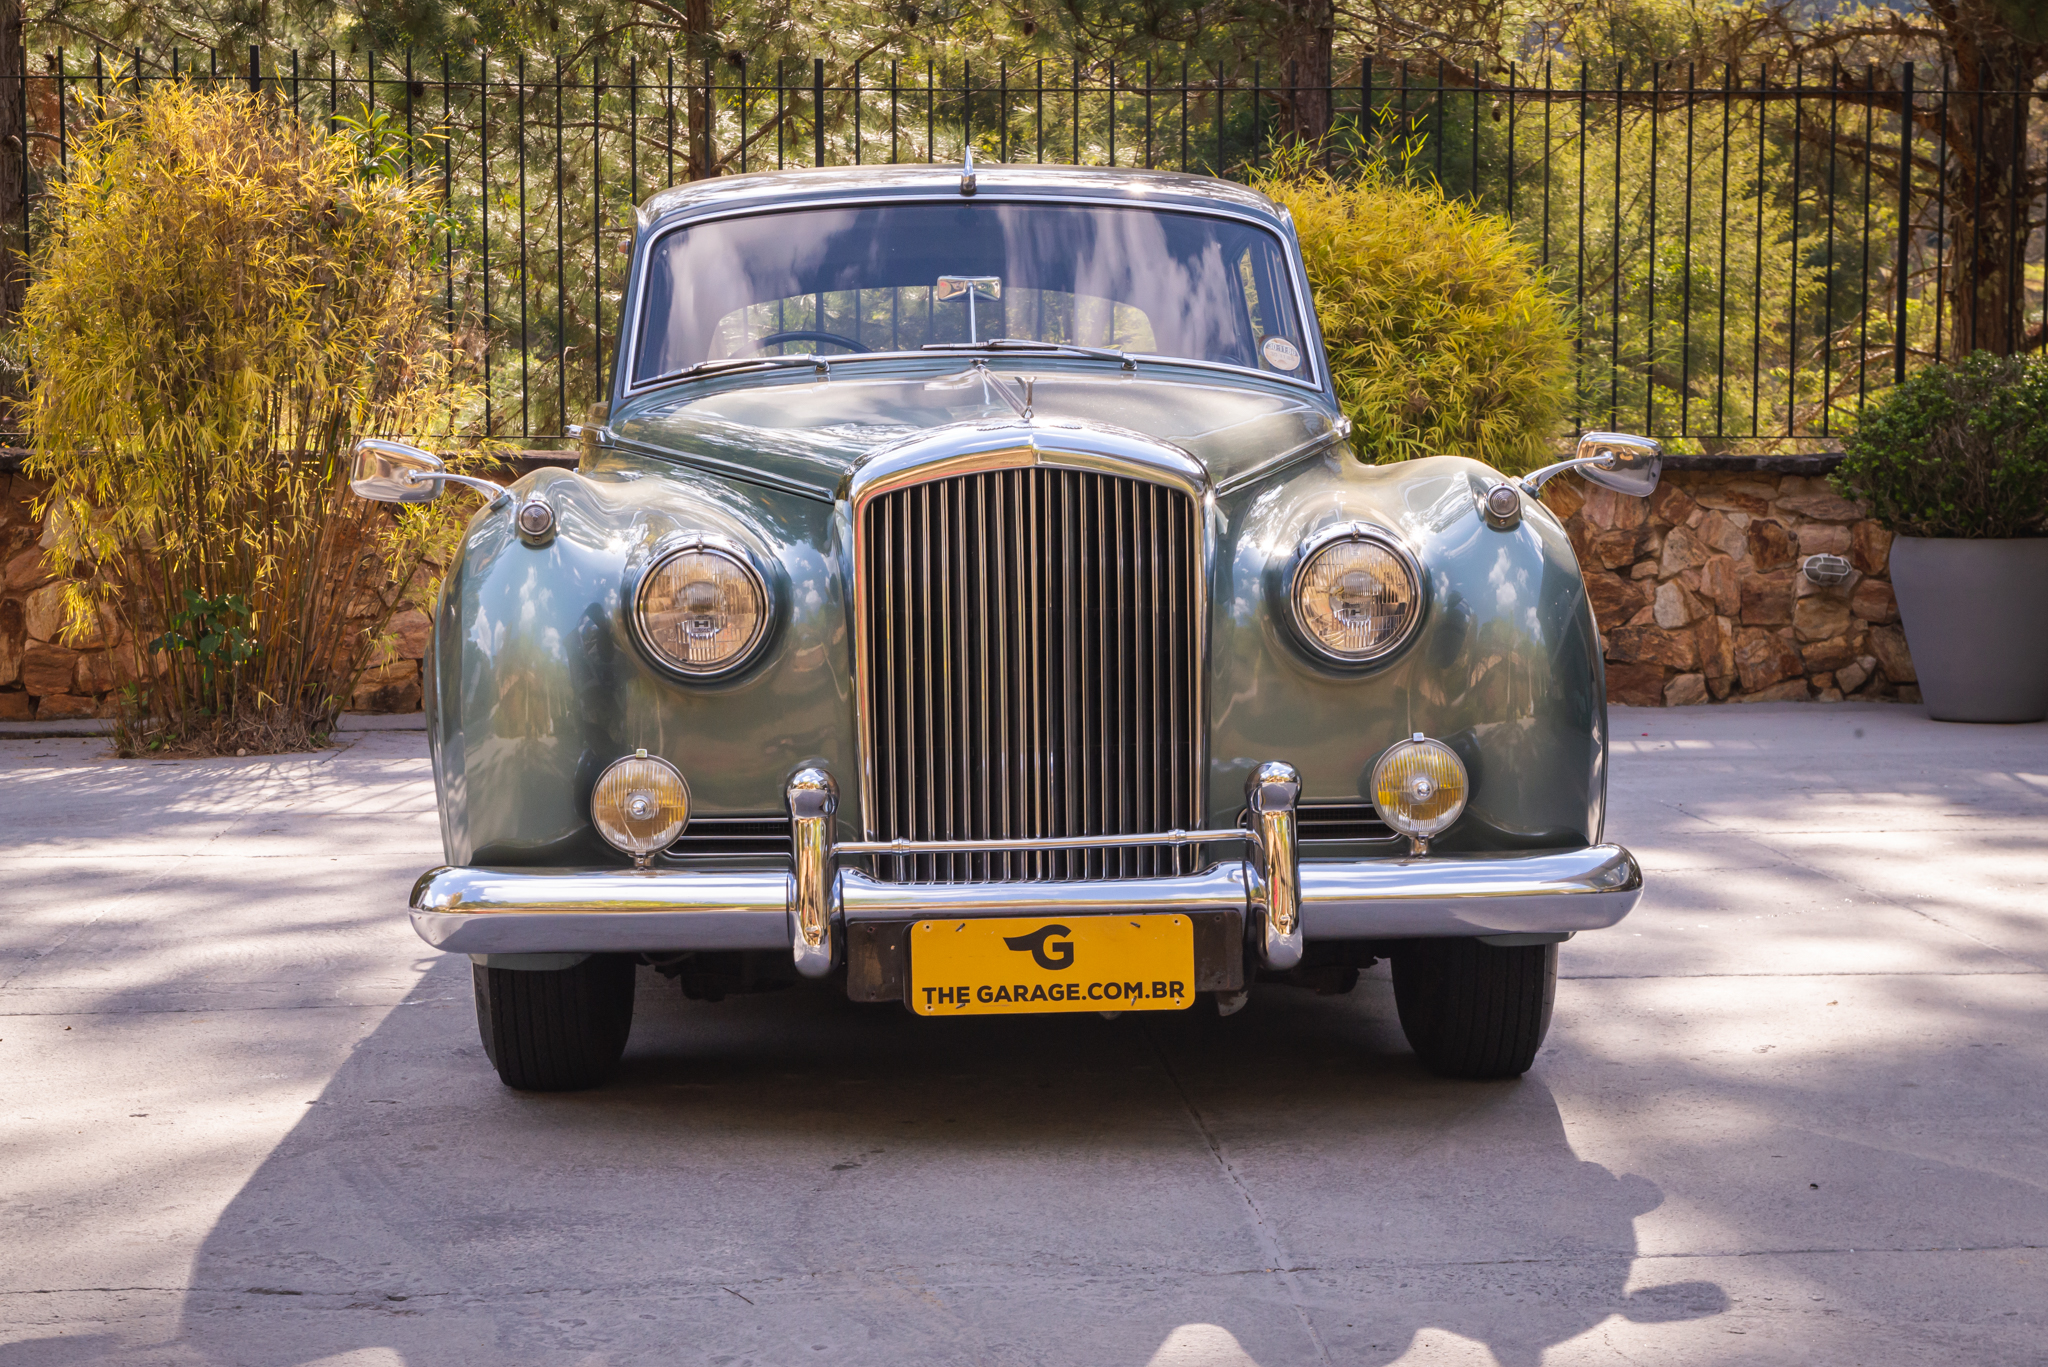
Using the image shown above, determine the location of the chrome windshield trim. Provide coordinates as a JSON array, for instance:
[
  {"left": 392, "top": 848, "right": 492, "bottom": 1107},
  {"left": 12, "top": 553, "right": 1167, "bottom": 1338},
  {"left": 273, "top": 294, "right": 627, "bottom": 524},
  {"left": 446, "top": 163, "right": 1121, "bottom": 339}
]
[{"left": 617, "top": 190, "right": 1327, "bottom": 403}]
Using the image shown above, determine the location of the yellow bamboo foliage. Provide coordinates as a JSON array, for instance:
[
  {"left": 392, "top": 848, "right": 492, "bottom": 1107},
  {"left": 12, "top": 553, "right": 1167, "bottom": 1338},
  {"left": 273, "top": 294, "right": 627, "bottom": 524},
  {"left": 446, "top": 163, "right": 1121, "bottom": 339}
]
[
  {"left": 1256, "top": 152, "right": 1576, "bottom": 475},
  {"left": 23, "top": 83, "right": 481, "bottom": 751}
]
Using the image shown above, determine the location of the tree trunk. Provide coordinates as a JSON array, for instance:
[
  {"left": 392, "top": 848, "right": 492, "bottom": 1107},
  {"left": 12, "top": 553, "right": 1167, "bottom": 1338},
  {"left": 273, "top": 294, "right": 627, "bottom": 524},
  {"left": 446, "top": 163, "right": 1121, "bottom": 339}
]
[
  {"left": 1941, "top": 62, "right": 2036, "bottom": 356},
  {"left": 684, "top": 0, "right": 716, "bottom": 178},
  {"left": 1273, "top": 0, "right": 1335, "bottom": 143},
  {"left": 0, "top": 0, "right": 24, "bottom": 323}
]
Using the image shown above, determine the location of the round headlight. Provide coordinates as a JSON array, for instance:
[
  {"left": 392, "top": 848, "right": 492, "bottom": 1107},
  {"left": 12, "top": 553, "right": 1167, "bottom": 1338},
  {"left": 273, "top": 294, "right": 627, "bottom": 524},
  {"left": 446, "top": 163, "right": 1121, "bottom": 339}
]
[
  {"left": 591, "top": 749, "right": 690, "bottom": 863},
  {"left": 635, "top": 541, "right": 769, "bottom": 677},
  {"left": 1290, "top": 527, "right": 1421, "bottom": 664},
  {"left": 1371, "top": 734, "right": 1469, "bottom": 846}
]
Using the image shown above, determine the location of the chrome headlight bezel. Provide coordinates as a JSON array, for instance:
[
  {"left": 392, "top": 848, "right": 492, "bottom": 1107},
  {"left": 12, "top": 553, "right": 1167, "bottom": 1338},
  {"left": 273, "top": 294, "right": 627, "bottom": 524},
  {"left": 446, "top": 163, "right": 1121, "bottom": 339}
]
[
  {"left": 1285, "top": 522, "right": 1426, "bottom": 667},
  {"left": 631, "top": 535, "right": 773, "bottom": 680}
]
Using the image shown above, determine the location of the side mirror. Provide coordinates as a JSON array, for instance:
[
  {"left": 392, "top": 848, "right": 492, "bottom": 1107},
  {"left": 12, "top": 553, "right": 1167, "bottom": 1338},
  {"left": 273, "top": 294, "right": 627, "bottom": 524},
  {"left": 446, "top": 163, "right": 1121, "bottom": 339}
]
[
  {"left": 1574, "top": 431, "right": 1662, "bottom": 498},
  {"left": 1519, "top": 431, "right": 1663, "bottom": 499},
  {"left": 351, "top": 439, "right": 445, "bottom": 504},
  {"left": 350, "top": 439, "right": 511, "bottom": 507}
]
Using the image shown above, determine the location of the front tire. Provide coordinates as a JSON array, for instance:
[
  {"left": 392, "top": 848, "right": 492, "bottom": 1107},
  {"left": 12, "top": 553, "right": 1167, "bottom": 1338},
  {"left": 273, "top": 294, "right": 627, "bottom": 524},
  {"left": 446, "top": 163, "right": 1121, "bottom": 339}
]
[
  {"left": 472, "top": 955, "right": 636, "bottom": 1091},
  {"left": 1392, "top": 938, "right": 1557, "bottom": 1079}
]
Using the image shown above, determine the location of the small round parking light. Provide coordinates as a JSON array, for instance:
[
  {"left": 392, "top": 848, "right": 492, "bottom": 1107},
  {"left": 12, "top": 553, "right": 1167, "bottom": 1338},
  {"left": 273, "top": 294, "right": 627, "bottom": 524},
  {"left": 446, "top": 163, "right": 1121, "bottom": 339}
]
[
  {"left": 1371, "top": 734, "right": 1468, "bottom": 854},
  {"left": 591, "top": 749, "right": 690, "bottom": 866}
]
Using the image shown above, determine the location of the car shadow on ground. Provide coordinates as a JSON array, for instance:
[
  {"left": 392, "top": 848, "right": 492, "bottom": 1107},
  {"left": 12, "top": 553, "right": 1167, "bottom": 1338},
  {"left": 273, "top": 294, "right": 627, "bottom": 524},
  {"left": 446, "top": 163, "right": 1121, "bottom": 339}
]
[{"left": 171, "top": 957, "right": 1724, "bottom": 1367}]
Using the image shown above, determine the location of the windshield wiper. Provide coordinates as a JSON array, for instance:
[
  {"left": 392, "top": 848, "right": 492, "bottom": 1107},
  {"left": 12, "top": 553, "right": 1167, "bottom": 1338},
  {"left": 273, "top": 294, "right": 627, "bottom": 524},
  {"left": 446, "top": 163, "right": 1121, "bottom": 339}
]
[
  {"left": 922, "top": 338, "right": 1136, "bottom": 371},
  {"left": 660, "top": 354, "right": 831, "bottom": 383}
]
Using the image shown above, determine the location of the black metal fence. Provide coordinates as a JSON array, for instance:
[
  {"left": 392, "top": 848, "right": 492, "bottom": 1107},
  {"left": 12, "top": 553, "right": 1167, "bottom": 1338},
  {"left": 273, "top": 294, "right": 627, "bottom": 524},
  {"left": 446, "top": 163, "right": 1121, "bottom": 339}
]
[{"left": 9, "top": 47, "right": 2044, "bottom": 451}]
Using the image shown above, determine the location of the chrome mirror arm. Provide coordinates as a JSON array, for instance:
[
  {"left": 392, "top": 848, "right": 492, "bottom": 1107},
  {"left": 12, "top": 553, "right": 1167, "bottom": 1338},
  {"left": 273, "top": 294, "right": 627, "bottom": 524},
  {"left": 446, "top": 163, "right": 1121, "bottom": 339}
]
[
  {"left": 404, "top": 469, "right": 513, "bottom": 505},
  {"left": 1518, "top": 453, "right": 1615, "bottom": 496}
]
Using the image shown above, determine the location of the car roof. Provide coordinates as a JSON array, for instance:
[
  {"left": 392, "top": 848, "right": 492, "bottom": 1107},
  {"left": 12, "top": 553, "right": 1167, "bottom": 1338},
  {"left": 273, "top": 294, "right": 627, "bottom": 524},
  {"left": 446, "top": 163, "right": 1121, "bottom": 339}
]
[{"left": 636, "top": 163, "right": 1291, "bottom": 231}]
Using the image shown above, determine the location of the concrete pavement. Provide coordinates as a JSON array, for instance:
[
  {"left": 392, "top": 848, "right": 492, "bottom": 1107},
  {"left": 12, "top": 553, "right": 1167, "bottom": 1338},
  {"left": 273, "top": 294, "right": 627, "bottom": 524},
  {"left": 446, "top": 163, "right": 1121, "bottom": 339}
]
[{"left": 0, "top": 703, "right": 2042, "bottom": 1366}]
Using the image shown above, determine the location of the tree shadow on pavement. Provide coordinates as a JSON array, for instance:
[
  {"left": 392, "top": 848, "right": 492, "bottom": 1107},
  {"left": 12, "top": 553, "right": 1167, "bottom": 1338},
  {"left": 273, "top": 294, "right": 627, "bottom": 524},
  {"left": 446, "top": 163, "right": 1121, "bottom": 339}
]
[{"left": 171, "top": 958, "right": 1724, "bottom": 1367}]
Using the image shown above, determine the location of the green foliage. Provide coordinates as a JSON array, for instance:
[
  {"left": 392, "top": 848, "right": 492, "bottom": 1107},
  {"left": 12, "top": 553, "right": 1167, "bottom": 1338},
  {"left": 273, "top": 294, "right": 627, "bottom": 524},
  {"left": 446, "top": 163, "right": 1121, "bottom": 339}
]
[
  {"left": 1255, "top": 146, "right": 1575, "bottom": 475},
  {"left": 22, "top": 83, "right": 484, "bottom": 752},
  {"left": 1832, "top": 352, "right": 2048, "bottom": 539},
  {"left": 144, "top": 589, "right": 260, "bottom": 715}
]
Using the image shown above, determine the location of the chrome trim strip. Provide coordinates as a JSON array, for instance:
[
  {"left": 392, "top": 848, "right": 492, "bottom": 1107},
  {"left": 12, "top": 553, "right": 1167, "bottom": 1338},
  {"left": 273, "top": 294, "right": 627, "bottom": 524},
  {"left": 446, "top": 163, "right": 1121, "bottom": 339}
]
[
  {"left": 838, "top": 828, "right": 1244, "bottom": 855},
  {"left": 1210, "top": 427, "right": 1348, "bottom": 496},
  {"left": 837, "top": 865, "right": 1250, "bottom": 920},
  {"left": 1244, "top": 761, "right": 1303, "bottom": 969},
  {"left": 407, "top": 845, "right": 1642, "bottom": 953},
  {"left": 786, "top": 768, "right": 840, "bottom": 978}
]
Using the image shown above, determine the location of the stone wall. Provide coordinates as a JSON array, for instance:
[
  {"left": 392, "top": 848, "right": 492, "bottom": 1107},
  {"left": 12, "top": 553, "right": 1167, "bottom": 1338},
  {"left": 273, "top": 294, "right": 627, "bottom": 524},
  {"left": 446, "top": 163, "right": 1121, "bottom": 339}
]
[
  {"left": 1, "top": 471, "right": 430, "bottom": 721},
  {"left": 1541, "top": 465, "right": 1915, "bottom": 707}
]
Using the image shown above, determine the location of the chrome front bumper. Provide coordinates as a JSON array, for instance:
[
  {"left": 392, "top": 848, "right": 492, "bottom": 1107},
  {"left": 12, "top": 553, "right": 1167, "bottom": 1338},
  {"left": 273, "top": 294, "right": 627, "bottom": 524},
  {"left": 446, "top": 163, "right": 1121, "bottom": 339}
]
[{"left": 410, "top": 760, "right": 1643, "bottom": 966}]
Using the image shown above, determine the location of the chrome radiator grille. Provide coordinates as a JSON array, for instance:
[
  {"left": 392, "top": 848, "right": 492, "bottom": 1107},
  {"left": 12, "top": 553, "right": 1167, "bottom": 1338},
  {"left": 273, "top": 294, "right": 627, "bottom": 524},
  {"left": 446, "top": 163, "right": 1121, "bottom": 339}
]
[{"left": 858, "top": 465, "right": 1204, "bottom": 883}]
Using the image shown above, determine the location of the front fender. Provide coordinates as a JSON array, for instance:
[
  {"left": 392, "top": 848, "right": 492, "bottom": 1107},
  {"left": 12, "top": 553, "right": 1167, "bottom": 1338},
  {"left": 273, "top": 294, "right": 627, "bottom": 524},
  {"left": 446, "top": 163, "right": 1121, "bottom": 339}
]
[
  {"left": 427, "top": 461, "right": 852, "bottom": 867},
  {"left": 1207, "top": 451, "right": 1606, "bottom": 851}
]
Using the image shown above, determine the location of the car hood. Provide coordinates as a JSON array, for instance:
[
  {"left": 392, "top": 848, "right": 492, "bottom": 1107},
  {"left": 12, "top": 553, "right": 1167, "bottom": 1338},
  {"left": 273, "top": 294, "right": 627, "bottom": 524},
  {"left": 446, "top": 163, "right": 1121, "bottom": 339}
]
[{"left": 610, "top": 365, "right": 1340, "bottom": 498}]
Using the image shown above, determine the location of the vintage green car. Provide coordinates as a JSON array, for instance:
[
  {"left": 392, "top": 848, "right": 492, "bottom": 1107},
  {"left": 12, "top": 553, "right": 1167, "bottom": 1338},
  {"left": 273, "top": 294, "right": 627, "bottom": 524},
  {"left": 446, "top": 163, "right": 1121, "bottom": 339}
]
[{"left": 352, "top": 161, "right": 1658, "bottom": 1091}]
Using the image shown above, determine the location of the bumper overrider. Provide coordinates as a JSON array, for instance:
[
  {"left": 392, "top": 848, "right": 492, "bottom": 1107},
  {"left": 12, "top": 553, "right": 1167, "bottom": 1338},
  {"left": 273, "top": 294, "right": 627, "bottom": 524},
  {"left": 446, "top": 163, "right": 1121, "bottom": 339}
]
[{"left": 410, "top": 763, "right": 1644, "bottom": 979}]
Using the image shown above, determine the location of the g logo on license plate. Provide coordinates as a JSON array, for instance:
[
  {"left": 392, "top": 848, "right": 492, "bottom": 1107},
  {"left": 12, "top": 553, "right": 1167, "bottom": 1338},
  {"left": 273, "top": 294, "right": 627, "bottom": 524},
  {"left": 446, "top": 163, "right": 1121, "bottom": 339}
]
[{"left": 1002, "top": 924, "right": 1075, "bottom": 970}]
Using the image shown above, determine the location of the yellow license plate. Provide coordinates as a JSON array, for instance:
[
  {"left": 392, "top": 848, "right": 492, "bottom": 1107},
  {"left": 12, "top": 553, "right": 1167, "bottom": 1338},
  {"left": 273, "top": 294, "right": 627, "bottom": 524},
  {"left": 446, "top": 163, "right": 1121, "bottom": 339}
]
[{"left": 908, "top": 915, "right": 1195, "bottom": 1016}]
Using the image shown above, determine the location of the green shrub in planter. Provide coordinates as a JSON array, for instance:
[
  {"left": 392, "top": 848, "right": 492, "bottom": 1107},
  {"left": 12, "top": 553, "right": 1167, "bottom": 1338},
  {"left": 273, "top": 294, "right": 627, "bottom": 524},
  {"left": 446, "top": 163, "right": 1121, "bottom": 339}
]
[
  {"left": 1833, "top": 352, "right": 2048, "bottom": 722},
  {"left": 1831, "top": 351, "right": 2048, "bottom": 538}
]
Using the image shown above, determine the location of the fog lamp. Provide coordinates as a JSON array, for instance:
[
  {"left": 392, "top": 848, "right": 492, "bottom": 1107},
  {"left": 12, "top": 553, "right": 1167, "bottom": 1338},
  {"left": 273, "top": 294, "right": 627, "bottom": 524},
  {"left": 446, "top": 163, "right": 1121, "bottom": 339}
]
[
  {"left": 635, "top": 540, "right": 769, "bottom": 677},
  {"left": 1290, "top": 526, "right": 1421, "bottom": 664},
  {"left": 591, "top": 749, "right": 690, "bottom": 866},
  {"left": 1371, "top": 734, "right": 1468, "bottom": 853}
]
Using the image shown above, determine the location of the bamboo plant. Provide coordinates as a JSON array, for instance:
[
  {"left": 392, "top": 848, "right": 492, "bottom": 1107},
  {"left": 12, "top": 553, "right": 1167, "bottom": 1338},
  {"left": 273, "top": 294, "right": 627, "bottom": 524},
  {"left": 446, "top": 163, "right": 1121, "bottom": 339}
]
[{"left": 23, "top": 82, "right": 484, "bottom": 753}]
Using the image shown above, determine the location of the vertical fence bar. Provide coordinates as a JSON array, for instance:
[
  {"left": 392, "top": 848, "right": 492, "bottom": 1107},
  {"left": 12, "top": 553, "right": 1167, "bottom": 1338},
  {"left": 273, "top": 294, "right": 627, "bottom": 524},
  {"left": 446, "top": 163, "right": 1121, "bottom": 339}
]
[
  {"left": 1896, "top": 62, "right": 1913, "bottom": 384},
  {"left": 594, "top": 54, "right": 605, "bottom": 402},
  {"left": 1647, "top": 64, "right": 1659, "bottom": 434},
  {"left": 1753, "top": 63, "right": 1766, "bottom": 437},
  {"left": 481, "top": 48, "right": 492, "bottom": 436},
  {"left": 1715, "top": 64, "right": 1731, "bottom": 438},
  {"left": 1934, "top": 65, "right": 1947, "bottom": 362},
  {"left": 518, "top": 54, "right": 529, "bottom": 436},
  {"left": 1858, "top": 64, "right": 1874, "bottom": 414},
  {"left": 854, "top": 60, "right": 862, "bottom": 163},
  {"left": 813, "top": 57, "right": 825, "bottom": 166},
  {"left": 1541, "top": 62, "right": 1551, "bottom": 269},
  {"left": 1505, "top": 62, "right": 1516, "bottom": 219},
  {"left": 442, "top": 51, "right": 453, "bottom": 432},
  {"left": 1610, "top": 62, "right": 1623, "bottom": 430},
  {"left": 1788, "top": 65, "right": 1803, "bottom": 435},
  {"left": 1681, "top": 63, "right": 1696, "bottom": 436},
  {"left": 1822, "top": 63, "right": 1839, "bottom": 432},
  {"left": 1575, "top": 62, "right": 1586, "bottom": 433},
  {"left": 2008, "top": 63, "right": 2026, "bottom": 350}
]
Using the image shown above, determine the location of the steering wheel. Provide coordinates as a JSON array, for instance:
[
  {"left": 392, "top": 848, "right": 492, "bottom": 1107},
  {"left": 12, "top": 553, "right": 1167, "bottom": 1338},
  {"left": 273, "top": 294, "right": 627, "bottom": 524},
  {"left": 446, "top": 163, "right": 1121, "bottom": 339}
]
[{"left": 742, "top": 329, "right": 872, "bottom": 354}]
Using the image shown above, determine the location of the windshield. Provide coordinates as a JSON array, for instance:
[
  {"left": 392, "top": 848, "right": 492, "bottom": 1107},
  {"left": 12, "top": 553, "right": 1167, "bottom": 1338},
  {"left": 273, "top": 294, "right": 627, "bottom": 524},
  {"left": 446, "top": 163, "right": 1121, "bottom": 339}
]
[{"left": 632, "top": 201, "right": 1311, "bottom": 384}]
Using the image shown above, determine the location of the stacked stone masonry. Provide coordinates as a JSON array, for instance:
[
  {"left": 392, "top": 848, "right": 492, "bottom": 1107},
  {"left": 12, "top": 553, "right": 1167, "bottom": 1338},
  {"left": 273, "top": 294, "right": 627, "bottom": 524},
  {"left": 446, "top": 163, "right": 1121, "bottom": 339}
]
[
  {"left": 1, "top": 472, "right": 429, "bottom": 721},
  {"left": 4, "top": 465, "right": 1914, "bottom": 721},
  {"left": 1542, "top": 468, "right": 1914, "bottom": 707}
]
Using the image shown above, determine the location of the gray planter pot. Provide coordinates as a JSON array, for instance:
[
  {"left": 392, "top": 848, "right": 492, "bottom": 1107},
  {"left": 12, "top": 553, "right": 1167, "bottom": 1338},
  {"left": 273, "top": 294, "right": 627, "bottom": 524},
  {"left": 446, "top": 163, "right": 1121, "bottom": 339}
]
[{"left": 1889, "top": 535, "right": 2048, "bottom": 723}]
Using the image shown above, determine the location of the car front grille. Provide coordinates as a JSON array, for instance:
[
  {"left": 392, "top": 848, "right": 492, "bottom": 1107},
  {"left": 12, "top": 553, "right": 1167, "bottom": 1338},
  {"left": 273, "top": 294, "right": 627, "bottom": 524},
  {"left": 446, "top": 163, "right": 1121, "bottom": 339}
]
[{"left": 858, "top": 464, "right": 1204, "bottom": 883}]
